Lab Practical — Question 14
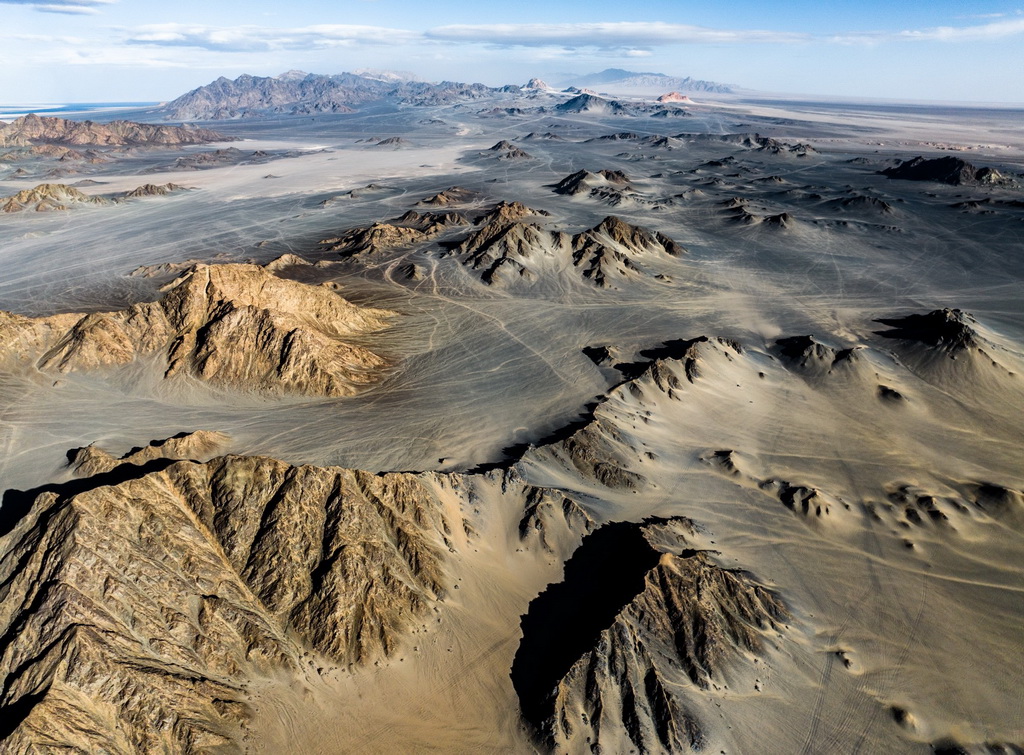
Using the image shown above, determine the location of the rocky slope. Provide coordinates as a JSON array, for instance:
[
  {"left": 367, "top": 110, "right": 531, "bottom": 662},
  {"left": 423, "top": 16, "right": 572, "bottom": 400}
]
[
  {"left": 320, "top": 210, "right": 469, "bottom": 256},
  {"left": 447, "top": 212, "right": 683, "bottom": 288},
  {"left": 1, "top": 182, "right": 192, "bottom": 212},
  {"left": 0, "top": 263, "right": 395, "bottom": 396},
  {"left": 513, "top": 517, "right": 787, "bottom": 752},
  {"left": 0, "top": 183, "right": 110, "bottom": 212},
  {"left": 552, "top": 168, "right": 631, "bottom": 197},
  {"left": 0, "top": 441, "right": 456, "bottom": 752},
  {"left": 0, "top": 114, "right": 229, "bottom": 147},
  {"left": 554, "top": 94, "right": 633, "bottom": 115}
]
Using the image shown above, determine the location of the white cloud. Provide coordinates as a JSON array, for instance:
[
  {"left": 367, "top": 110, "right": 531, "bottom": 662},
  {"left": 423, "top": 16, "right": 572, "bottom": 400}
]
[
  {"left": 895, "top": 17, "right": 1024, "bottom": 41},
  {"left": 127, "top": 23, "right": 421, "bottom": 52},
  {"left": 830, "top": 17, "right": 1024, "bottom": 44},
  {"left": 0, "top": 0, "right": 113, "bottom": 14},
  {"left": 425, "top": 22, "right": 809, "bottom": 48},
  {"left": 119, "top": 18, "right": 1024, "bottom": 59}
]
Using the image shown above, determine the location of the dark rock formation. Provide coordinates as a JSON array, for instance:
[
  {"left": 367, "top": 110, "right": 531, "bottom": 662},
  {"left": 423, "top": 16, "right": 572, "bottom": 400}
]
[{"left": 881, "top": 156, "right": 1012, "bottom": 186}]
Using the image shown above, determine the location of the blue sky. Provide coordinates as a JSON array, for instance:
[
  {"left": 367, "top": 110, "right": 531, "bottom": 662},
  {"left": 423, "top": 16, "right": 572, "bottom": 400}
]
[{"left": 2, "top": 0, "right": 1023, "bottom": 104}]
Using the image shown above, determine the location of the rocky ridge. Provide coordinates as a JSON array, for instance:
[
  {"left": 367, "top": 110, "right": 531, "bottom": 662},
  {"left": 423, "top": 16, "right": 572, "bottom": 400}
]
[
  {"left": 0, "top": 442, "right": 456, "bottom": 751},
  {"left": 1, "top": 182, "right": 193, "bottom": 212},
  {"left": 0, "top": 114, "right": 228, "bottom": 147},
  {"left": 881, "top": 156, "right": 1013, "bottom": 186},
  {"left": 0, "top": 262, "right": 394, "bottom": 397},
  {"left": 320, "top": 210, "right": 470, "bottom": 256},
  {"left": 447, "top": 211, "right": 683, "bottom": 288},
  {"left": 513, "top": 517, "right": 787, "bottom": 752}
]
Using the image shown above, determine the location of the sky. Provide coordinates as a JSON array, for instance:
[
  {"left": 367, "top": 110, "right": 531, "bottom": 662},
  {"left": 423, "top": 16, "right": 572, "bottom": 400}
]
[{"left": 2, "top": 0, "right": 1023, "bottom": 105}]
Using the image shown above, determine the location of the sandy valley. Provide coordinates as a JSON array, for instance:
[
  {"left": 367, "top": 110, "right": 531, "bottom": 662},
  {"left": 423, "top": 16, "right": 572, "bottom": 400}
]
[{"left": 0, "top": 83, "right": 1021, "bottom": 753}]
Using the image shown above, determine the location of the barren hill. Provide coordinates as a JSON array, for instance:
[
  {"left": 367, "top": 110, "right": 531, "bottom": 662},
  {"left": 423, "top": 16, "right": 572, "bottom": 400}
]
[
  {"left": 0, "top": 263, "right": 394, "bottom": 397},
  {"left": 0, "top": 113, "right": 228, "bottom": 147},
  {"left": 0, "top": 442, "right": 455, "bottom": 752}
]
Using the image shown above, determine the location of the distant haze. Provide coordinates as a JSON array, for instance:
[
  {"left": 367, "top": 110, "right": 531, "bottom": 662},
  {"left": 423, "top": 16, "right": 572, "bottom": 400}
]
[{"left": 0, "top": 0, "right": 1022, "bottom": 104}]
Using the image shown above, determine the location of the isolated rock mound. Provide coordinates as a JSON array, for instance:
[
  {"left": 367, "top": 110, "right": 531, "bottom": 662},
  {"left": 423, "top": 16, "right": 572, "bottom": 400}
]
[
  {"left": 657, "top": 91, "right": 693, "bottom": 103},
  {"left": 677, "top": 132, "right": 815, "bottom": 156},
  {"left": 552, "top": 168, "right": 630, "bottom": 196},
  {"left": 881, "top": 156, "right": 1011, "bottom": 186},
  {"left": 487, "top": 140, "right": 532, "bottom": 160},
  {"left": 827, "top": 194, "right": 896, "bottom": 214},
  {"left": 1, "top": 182, "right": 193, "bottom": 212},
  {"left": 874, "top": 309, "right": 979, "bottom": 352},
  {"left": 555, "top": 94, "right": 631, "bottom": 115},
  {"left": 472, "top": 199, "right": 549, "bottom": 226},
  {"left": 448, "top": 212, "right": 682, "bottom": 288},
  {"left": 0, "top": 113, "right": 229, "bottom": 147},
  {"left": 512, "top": 517, "right": 787, "bottom": 752},
  {"left": 1, "top": 183, "right": 110, "bottom": 212},
  {"left": 0, "top": 263, "right": 395, "bottom": 397},
  {"left": 372, "top": 136, "right": 410, "bottom": 149},
  {"left": 775, "top": 335, "right": 861, "bottom": 376},
  {"left": 320, "top": 210, "right": 469, "bottom": 256},
  {"left": 0, "top": 445, "right": 453, "bottom": 752},
  {"left": 119, "top": 182, "right": 191, "bottom": 199},
  {"left": 416, "top": 186, "right": 477, "bottom": 206}
]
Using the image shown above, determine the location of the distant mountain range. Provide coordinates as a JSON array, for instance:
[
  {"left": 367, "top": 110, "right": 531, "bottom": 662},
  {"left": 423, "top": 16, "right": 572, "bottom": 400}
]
[
  {"left": 157, "top": 69, "right": 735, "bottom": 121},
  {"left": 554, "top": 69, "right": 734, "bottom": 94},
  {"left": 160, "top": 71, "right": 519, "bottom": 121}
]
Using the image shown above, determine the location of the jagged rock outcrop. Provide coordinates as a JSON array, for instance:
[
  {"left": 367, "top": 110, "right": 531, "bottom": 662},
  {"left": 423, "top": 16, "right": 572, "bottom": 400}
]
[
  {"left": 874, "top": 309, "right": 979, "bottom": 352},
  {"left": 826, "top": 195, "right": 896, "bottom": 214},
  {"left": 0, "top": 445, "right": 454, "bottom": 752},
  {"left": 0, "top": 114, "right": 228, "bottom": 147},
  {"left": 1, "top": 182, "right": 193, "bottom": 212},
  {"left": 488, "top": 140, "right": 532, "bottom": 160},
  {"left": 0, "top": 144, "right": 110, "bottom": 164},
  {"left": 372, "top": 136, "right": 410, "bottom": 149},
  {"left": 775, "top": 335, "right": 862, "bottom": 376},
  {"left": 677, "top": 132, "right": 815, "bottom": 156},
  {"left": 416, "top": 186, "right": 477, "bottom": 206},
  {"left": 331, "top": 222, "right": 428, "bottom": 255},
  {"left": 448, "top": 212, "right": 682, "bottom": 288},
  {"left": 0, "top": 263, "right": 394, "bottom": 397},
  {"left": 657, "top": 92, "right": 693, "bottom": 103},
  {"left": 1, "top": 183, "right": 110, "bottom": 212},
  {"left": 719, "top": 199, "right": 799, "bottom": 229},
  {"left": 68, "top": 430, "right": 232, "bottom": 477},
  {"left": 517, "top": 485, "right": 595, "bottom": 556},
  {"left": 119, "top": 182, "right": 191, "bottom": 199},
  {"left": 320, "top": 210, "right": 469, "bottom": 256},
  {"left": 552, "top": 168, "right": 630, "bottom": 196},
  {"left": 555, "top": 94, "right": 632, "bottom": 115},
  {"left": 472, "top": 200, "right": 549, "bottom": 226},
  {"left": 881, "top": 156, "right": 1012, "bottom": 186},
  {"left": 513, "top": 518, "right": 787, "bottom": 752}
]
